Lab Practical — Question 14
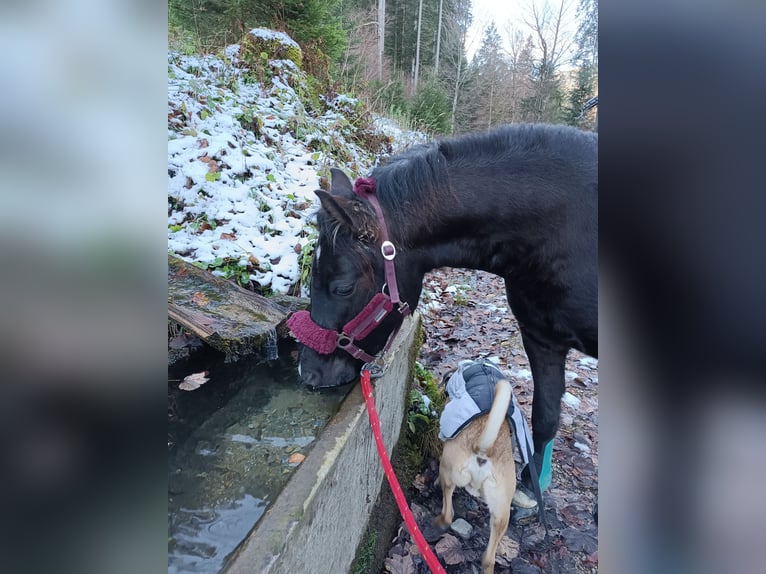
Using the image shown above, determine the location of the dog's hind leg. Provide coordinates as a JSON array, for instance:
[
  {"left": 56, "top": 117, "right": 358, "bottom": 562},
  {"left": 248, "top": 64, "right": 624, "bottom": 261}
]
[
  {"left": 434, "top": 472, "right": 456, "bottom": 529},
  {"left": 482, "top": 505, "right": 510, "bottom": 574}
]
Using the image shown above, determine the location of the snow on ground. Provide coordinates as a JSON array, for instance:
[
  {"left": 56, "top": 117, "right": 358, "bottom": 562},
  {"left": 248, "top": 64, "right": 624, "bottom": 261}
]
[{"left": 168, "top": 39, "right": 426, "bottom": 295}]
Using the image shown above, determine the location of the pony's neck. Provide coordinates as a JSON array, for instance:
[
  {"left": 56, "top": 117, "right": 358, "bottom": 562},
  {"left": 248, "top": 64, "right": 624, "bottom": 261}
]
[{"left": 386, "top": 185, "right": 523, "bottom": 278}]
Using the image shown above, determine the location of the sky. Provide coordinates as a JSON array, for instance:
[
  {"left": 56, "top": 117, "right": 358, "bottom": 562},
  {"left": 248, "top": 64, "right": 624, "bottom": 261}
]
[{"left": 466, "top": 0, "right": 580, "bottom": 62}]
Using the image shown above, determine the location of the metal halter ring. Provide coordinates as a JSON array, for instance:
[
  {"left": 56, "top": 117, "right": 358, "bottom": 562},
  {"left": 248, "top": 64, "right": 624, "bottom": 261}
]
[
  {"left": 337, "top": 334, "right": 352, "bottom": 347},
  {"left": 381, "top": 240, "right": 396, "bottom": 260}
]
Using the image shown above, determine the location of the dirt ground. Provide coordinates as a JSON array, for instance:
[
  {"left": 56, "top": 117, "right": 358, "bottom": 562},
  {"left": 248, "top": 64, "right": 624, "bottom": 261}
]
[{"left": 381, "top": 268, "right": 598, "bottom": 573}]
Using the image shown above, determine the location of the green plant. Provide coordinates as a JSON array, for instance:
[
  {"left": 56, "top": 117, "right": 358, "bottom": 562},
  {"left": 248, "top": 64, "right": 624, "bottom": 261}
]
[
  {"left": 188, "top": 213, "right": 215, "bottom": 232},
  {"left": 194, "top": 256, "right": 253, "bottom": 288},
  {"left": 409, "top": 77, "right": 451, "bottom": 135},
  {"left": 406, "top": 362, "right": 446, "bottom": 459},
  {"left": 453, "top": 285, "right": 470, "bottom": 306},
  {"left": 350, "top": 530, "right": 377, "bottom": 574},
  {"left": 168, "top": 22, "right": 200, "bottom": 55},
  {"left": 298, "top": 223, "right": 318, "bottom": 293}
]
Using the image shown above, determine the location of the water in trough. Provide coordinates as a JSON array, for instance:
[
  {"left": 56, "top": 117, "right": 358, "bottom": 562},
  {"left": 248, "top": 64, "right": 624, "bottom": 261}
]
[{"left": 168, "top": 341, "right": 349, "bottom": 573}]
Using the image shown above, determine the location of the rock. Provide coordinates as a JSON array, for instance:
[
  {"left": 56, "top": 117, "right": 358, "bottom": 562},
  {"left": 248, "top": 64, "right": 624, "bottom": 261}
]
[
  {"left": 561, "top": 527, "right": 598, "bottom": 554},
  {"left": 240, "top": 28, "right": 302, "bottom": 68},
  {"left": 562, "top": 392, "right": 581, "bottom": 409},
  {"left": 510, "top": 557, "right": 542, "bottom": 573},
  {"left": 450, "top": 518, "right": 473, "bottom": 539},
  {"left": 573, "top": 431, "right": 591, "bottom": 446},
  {"left": 573, "top": 441, "right": 591, "bottom": 454}
]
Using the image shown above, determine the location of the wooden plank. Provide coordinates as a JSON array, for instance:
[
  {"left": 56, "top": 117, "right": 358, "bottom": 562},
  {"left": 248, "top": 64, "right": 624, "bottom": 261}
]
[{"left": 168, "top": 255, "right": 303, "bottom": 359}]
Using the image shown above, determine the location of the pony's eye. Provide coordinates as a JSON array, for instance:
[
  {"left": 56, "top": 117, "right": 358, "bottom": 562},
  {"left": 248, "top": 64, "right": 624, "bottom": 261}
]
[{"left": 333, "top": 284, "right": 354, "bottom": 297}]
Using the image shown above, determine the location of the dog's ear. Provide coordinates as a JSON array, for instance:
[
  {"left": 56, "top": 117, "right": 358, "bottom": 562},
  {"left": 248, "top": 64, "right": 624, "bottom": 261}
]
[{"left": 329, "top": 168, "right": 353, "bottom": 194}]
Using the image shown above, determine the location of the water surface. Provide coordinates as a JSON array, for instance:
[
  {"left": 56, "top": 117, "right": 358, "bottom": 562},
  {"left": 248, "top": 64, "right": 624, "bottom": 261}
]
[{"left": 168, "top": 342, "right": 349, "bottom": 573}]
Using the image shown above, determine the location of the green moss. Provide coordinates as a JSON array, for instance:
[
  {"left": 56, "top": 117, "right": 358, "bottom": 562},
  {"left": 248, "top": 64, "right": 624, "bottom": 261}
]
[
  {"left": 350, "top": 530, "right": 378, "bottom": 574},
  {"left": 239, "top": 32, "right": 303, "bottom": 69}
]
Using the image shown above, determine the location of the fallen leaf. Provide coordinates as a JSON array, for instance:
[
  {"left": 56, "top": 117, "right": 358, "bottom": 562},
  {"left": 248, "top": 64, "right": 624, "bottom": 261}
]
[
  {"left": 198, "top": 154, "right": 211, "bottom": 163},
  {"left": 207, "top": 160, "right": 220, "bottom": 173},
  {"left": 220, "top": 232, "right": 236, "bottom": 240},
  {"left": 412, "top": 473, "right": 427, "bottom": 492},
  {"left": 434, "top": 533, "right": 463, "bottom": 565},
  {"left": 179, "top": 371, "right": 210, "bottom": 391},
  {"left": 288, "top": 453, "right": 305, "bottom": 464},
  {"left": 198, "top": 138, "right": 209, "bottom": 148},
  {"left": 168, "top": 335, "right": 194, "bottom": 350},
  {"left": 190, "top": 292, "right": 209, "bottom": 306},
  {"left": 383, "top": 553, "right": 415, "bottom": 574},
  {"left": 494, "top": 535, "right": 519, "bottom": 567}
]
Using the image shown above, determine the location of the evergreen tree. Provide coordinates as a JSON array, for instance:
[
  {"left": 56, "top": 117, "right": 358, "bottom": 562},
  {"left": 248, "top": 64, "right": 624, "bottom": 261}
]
[
  {"left": 466, "top": 22, "right": 510, "bottom": 130},
  {"left": 169, "top": 0, "right": 347, "bottom": 60},
  {"left": 564, "top": 0, "right": 598, "bottom": 128}
]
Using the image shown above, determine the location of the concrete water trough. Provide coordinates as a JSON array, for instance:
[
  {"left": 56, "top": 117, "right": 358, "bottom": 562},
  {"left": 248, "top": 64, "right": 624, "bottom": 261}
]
[{"left": 223, "top": 314, "right": 421, "bottom": 574}]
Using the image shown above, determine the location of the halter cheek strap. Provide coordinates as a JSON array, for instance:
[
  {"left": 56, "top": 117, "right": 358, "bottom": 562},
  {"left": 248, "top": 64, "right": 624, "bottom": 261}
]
[
  {"left": 286, "top": 177, "right": 409, "bottom": 372},
  {"left": 353, "top": 178, "right": 409, "bottom": 315}
]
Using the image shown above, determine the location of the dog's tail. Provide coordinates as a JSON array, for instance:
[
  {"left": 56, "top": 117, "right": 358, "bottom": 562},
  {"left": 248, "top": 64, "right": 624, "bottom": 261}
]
[{"left": 477, "top": 379, "right": 512, "bottom": 454}]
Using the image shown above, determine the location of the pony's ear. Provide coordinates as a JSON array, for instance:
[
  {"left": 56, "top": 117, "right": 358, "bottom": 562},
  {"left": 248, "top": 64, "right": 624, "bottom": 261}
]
[
  {"left": 315, "top": 189, "right": 354, "bottom": 230},
  {"left": 315, "top": 189, "right": 378, "bottom": 243},
  {"left": 329, "top": 168, "right": 354, "bottom": 194}
]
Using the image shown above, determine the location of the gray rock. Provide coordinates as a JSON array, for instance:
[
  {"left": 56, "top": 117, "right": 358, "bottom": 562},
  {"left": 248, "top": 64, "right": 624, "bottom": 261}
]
[
  {"left": 450, "top": 518, "right": 473, "bottom": 539},
  {"left": 562, "top": 391, "right": 581, "bottom": 409}
]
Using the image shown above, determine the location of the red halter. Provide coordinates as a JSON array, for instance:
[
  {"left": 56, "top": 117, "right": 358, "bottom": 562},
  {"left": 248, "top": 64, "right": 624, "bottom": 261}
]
[{"left": 286, "top": 178, "right": 410, "bottom": 372}]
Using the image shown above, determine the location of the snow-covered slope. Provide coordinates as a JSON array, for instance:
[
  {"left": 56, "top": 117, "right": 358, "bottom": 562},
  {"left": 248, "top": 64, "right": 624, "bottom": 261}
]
[{"left": 168, "top": 30, "right": 426, "bottom": 296}]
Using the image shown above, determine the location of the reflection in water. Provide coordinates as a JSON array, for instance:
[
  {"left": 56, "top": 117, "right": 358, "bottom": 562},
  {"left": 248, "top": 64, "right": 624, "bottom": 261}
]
[
  {"left": 168, "top": 495, "right": 268, "bottom": 574},
  {"left": 168, "top": 342, "right": 349, "bottom": 573}
]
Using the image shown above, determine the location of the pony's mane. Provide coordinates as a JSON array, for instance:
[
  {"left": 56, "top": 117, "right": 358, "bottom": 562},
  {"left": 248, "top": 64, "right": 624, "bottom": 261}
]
[
  {"left": 370, "top": 142, "right": 450, "bottom": 242},
  {"left": 437, "top": 123, "right": 596, "bottom": 167},
  {"left": 326, "top": 124, "right": 596, "bottom": 246},
  {"left": 370, "top": 123, "right": 595, "bottom": 227}
]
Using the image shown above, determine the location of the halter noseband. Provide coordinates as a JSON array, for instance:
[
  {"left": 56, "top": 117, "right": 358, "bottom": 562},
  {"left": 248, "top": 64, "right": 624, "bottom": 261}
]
[{"left": 286, "top": 177, "right": 410, "bottom": 374}]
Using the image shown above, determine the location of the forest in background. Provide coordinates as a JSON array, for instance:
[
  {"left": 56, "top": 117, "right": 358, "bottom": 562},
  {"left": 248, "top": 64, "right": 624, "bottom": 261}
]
[{"left": 169, "top": 0, "right": 597, "bottom": 135}]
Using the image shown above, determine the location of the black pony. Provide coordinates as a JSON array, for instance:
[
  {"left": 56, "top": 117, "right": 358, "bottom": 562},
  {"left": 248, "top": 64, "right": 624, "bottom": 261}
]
[{"left": 290, "top": 123, "right": 597, "bottom": 502}]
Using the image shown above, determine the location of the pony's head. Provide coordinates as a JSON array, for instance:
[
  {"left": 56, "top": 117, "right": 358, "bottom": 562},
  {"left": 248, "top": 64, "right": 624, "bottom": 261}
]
[{"left": 291, "top": 169, "right": 404, "bottom": 388}]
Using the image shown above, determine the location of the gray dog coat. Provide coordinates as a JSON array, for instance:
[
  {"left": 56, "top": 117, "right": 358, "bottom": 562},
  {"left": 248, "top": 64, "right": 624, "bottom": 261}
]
[{"left": 439, "top": 360, "right": 533, "bottom": 466}]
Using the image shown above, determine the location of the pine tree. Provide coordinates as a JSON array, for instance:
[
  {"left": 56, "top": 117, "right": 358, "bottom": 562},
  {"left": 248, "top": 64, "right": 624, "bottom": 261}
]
[
  {"left": 564, "top": 0, "right": 598, "bottom": 128},
  {"left": 466, "top": 23, "right": 510, "bottom": 130}
]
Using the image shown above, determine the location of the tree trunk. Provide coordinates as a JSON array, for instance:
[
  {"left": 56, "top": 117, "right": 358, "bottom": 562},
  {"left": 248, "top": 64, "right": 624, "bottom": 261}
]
[
  {"left": 450, "top": 28, "right": 466, "bottom": 134},
  {"left": 378, "top": 0, "right": 386, "bottom": 81},
  {"left": 435, "top": 0, "right": 444, "bottom": 75},
  {"left": 414, "top": 0, "right": 423, "bottom": 90}
]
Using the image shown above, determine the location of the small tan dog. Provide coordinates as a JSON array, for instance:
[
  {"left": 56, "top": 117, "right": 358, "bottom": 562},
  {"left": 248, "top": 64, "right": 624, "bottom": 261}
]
[{"left": 435, "top": 379, "right": 515, "bottom": 574}]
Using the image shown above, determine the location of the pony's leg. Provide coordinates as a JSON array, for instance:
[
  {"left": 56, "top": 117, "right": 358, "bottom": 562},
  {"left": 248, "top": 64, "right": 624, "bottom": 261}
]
[{"left": 519, "top": 329, "right": 567, "bottom": 493}]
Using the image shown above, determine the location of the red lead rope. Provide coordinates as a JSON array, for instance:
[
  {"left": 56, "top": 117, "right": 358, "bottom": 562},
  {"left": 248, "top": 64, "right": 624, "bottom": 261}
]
[{"left": 360, "top": 369, "right": 447, "bottom": 574}]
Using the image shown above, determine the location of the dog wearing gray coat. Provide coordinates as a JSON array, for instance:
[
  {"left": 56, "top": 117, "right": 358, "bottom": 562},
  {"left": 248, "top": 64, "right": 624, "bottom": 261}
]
[{"left": 435, "top": 378, "right": 515, "bottom": 574}]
